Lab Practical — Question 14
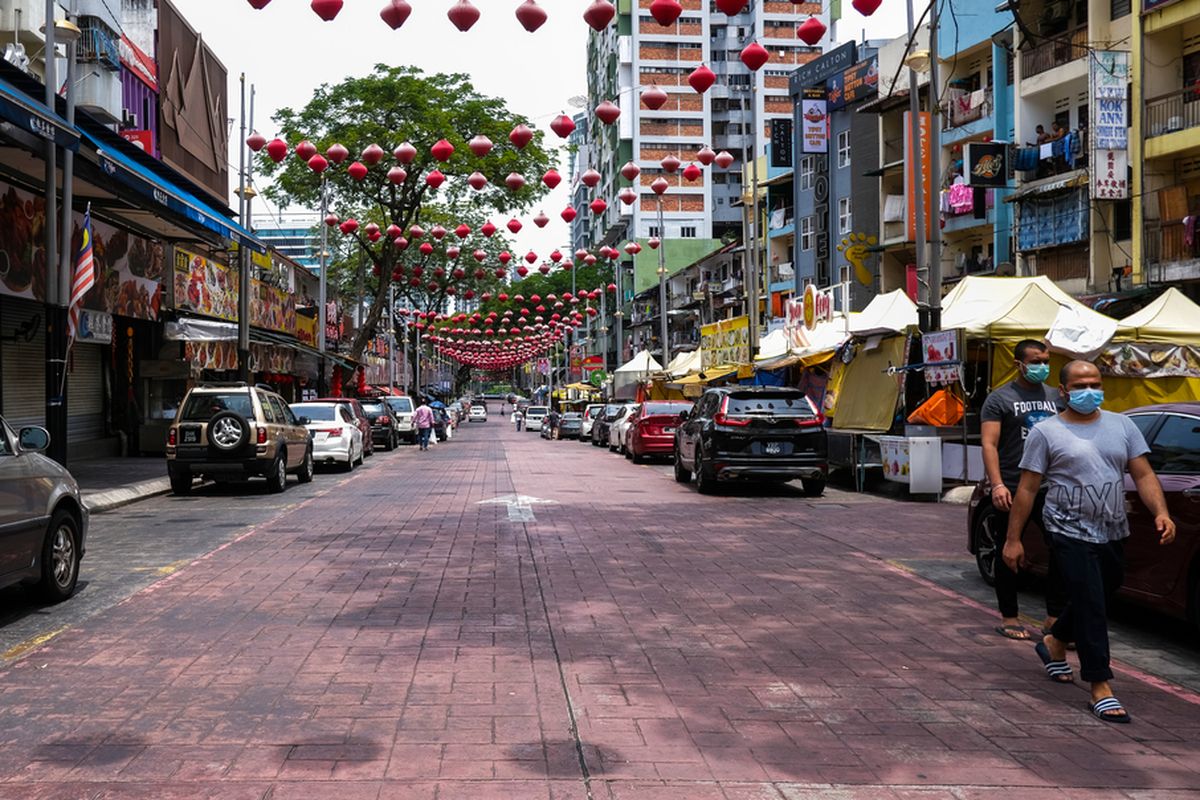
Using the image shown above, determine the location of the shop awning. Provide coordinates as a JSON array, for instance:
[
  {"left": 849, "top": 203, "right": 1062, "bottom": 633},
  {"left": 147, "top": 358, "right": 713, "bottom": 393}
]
[
  {"left": 166, "top": 316, "right": 358, "bottom": 369},
  {"left": 84, "top": 131, "right": 262, "bottom": 251},
  {"left": 1004, "top": 173, "right": 1088, "bottom": 202},
  {"left": 0, "top": 78, "right": 80, "bottom": 151},
  {"left": 674, "top": 364, "right": 738, "bottom": 386}
]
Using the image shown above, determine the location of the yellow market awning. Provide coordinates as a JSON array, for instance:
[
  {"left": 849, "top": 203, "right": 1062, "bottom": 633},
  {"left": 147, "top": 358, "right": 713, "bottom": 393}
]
[{"left": 675, "top": 365, "right": 738, "bottom": 386}]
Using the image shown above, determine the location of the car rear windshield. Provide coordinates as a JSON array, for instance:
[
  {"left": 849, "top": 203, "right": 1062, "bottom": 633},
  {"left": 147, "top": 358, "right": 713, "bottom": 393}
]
[
  {"left": 361, "top": 402, "right": 386, "bottom": 415},
  {"left": 385, "top": 397, "right": 414, "bottom": 413},
  {"left": 180, "top": 393, "right": 254, "bottom": 422},
  {"left": 291, "top": 404, "right": 338, "bottom": 421},
  {"left": 643, "top": 403, "right": 691, "bottom": 416},
  {"left": 562, "top": 413, "right": 582, "bottom": 420},
  {"left": 527, "top": 407, "right": 548, "bottom": 415},
  {"left": 725, "top": 393, "right": 816, "bottom": 417}
]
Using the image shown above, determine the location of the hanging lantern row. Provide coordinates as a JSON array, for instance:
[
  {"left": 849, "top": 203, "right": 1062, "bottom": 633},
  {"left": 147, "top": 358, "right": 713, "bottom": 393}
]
[{"left": 247, "top": 0, "right": 875, "bottom": 33}]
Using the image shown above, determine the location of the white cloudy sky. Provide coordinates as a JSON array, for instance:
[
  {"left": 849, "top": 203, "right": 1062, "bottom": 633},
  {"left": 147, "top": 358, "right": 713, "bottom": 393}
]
[{"left": 174, "top": 1, "right": 904, "bottom": 256}]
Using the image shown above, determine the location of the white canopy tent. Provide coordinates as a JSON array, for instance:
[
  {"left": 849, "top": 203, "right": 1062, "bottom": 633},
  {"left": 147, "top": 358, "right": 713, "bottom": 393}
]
[
  {"left": 664, "top": 350, "right": 702, "bottom": 378},
  {"left": 612, "top": 350, "right": 663, "bottom": 399},
  {"left": 850, "top": 289, "right": 919, "bottom": 336}
]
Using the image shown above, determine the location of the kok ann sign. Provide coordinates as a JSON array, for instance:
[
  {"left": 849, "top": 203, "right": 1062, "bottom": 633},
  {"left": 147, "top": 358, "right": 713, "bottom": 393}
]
[
  {"left": 802, "top": 284, "right": 833, "bottom": 330},
  {"left": 1093, "top": 149, "right": 1129, "bottom": 200},
  {"left": 965, "top": 142, "right": 1009, "bottom": 188},
  {"left": 903, "top": 111, "right": 934, "bottom": 243},
  {"left": 1090, "top": 51, "right": 1129, "bottom": 151},
  {"left": 801, "top": 99, "right": 828, "bottom": 154}
]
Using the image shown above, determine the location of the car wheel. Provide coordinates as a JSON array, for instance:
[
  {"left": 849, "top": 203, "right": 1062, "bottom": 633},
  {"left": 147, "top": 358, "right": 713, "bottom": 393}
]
[
  {"left": 208, "top": 411, "right": 250, "bottom": 453},
  {"left": 265, "top": 450, "right": 288, "bottom": 493},
  {"left": 694, "top": 449, "right": 716, "bottom": 495},
  {"left": 801, "top": 477, "right": 826, "bottom": 497},
  {"left": 973, "top": 505, "right": 1001, "bottom": 587},
  {"left": 624, "top": 444, "right": 632, "bottom": 460},
  {"left": 296, "top": 446, "right": 314, "bottom": 484},
  {"left": 38, "top": 509, "right": 80, "bottom": 603},
  {"left": 342, "top": 443, "right": 355, "bottom": 472},
  {"left": 631, "top": 446, "right": 644, "bottom": 465},
  {"left": 354, "top": 441, "right": 365, "bottom": 466},
  {"left": 169, "top": 469, "right": 193, "bottom": 496},
  {"left": 672, "top": 447, "right": 691, "bottom": 483}
]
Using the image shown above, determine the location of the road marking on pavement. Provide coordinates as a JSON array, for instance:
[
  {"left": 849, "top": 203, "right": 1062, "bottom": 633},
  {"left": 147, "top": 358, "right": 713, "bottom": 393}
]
[
  {"left": 478, "top": 494, "right": 555, "bottom": 522},
  {"left": 2, "top": 625, "right": 69, "bottom": 662}
]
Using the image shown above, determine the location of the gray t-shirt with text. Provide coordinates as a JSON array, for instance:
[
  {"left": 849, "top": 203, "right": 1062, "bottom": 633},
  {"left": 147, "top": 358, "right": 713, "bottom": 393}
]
[
  {"left": 1019, "top": 411, "right": 1150, "bottom": 544},
  {"left": 980, "top": 381, "right": 1060, "bottom": 489}
]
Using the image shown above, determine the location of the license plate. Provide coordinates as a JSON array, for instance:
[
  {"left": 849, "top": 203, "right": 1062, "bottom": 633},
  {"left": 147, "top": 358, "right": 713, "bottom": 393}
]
[
  {"left": 764, "top": 441, "right": 782, "bottom": 455},
  {"left": 663, "top": 427, "right": 675, "bottom": 434},
  {"left": 181, "top": 428, "right": 199, "bottom": 444}
]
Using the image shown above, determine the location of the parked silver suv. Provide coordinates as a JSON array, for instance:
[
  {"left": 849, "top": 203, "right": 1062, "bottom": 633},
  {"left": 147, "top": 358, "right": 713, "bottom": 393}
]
[{"left": 0, "top": 416, "right": 87, "bottom": 601}]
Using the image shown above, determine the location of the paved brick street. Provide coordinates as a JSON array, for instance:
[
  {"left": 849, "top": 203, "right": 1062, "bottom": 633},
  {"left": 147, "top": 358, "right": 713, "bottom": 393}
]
[{"left": 1, "top": 423, "right": 1198, "bottom": 799}]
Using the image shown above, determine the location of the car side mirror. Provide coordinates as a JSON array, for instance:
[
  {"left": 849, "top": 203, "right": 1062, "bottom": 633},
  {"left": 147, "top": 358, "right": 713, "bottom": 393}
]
[
  {"left": 677, "top": 410, "right": 689, "bottom": 421},
  {"left": 18, "top": 426, "right": 50, "bottom": 452},
  {"left": 297, "top": 416, "right": 311, "bottom": 426}
]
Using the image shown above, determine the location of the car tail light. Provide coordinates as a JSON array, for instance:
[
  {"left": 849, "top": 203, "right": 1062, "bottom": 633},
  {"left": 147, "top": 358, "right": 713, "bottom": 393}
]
[
  {"left": 796, "top": 397, "right": 825, "bottom": 427},
  {"left": 714, "top": 397, "right": 750, "bottom": 427},
  {"left": 167, "top": 428, "right": 177, "bottom": 446},
  {"left": 257, "top": 426, "right": 268, "bottom": 444},
  {"left": 378, "top": 415, "right": 391, "bottom": 424},
  {"left": 319, "top": 428, "right": 343, "bottom": 437}
]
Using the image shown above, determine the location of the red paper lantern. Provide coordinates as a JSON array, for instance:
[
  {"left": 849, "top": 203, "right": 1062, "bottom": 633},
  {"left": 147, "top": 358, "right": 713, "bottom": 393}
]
[
  {"left": 430, "top": 224, "right": 447, "bottom": 240},
  {"left": 246, "top": 131, "right": 266, "bottom": 152},
  {"left": 455, "top": 223, "right": 471, "bottom": 239},
  {"left": 410, "top": 224, "right": 425, "bottom": 238},
  {"left": 716, "top": 0, "right": 747, "bottom": 14},
  {"left": 688, "top": 64, "right": 717, "bottom": 94},
  {"left": 393, "top": 142, "right": 417, "bottom": 163},
  {"left": 347, "top": 161, "right": 368, "bottom": 180},
  {"left": 447, "top": 0, "right": 480, "bottom": 31},
  {"left": 509, "top": 124, "right": 534, "bottom": 149},
  {"left": 311, "top": 0, "right": 343, "bottom": 21},
  {"left": 295, "top": 140, "right": 317, "bottom": 161},
  {"left": 595, "top": 100, "right": 621, "bottom": 125},
  {"left": 431, "top": 139, "right": 455, "bottom": 162},
  {"left": 550, "top": 114, "right": 576, "bottom": 139},
  {"left": 481, "top": 221, "right": 497, "bottom": 237},
  {"left": 561, "top": 206, "right": 578, "bottom": 223},
  {"left": 420, "top": 242, "right": 434, "bottom": 256},
  {"left": 324, "top": 213, "right": 339, "bottom": 227},
  {"left": 648, "top": 236, "right": 661, "bottom": 249},
  {"left": 248, "top": 0, "right": 271, "bottom": 8},
  {"left": 682, "top": 163, "right": 702, "bottom": 182},
  {"left": 515, "top": 0, "right": 548, "bottom": 32},
  {"left": 542, "top": 169, "right": 562, "bottom": 189},
  {"left": 651, "top": 177, "right": 669, "bottom": 195},
  {"left": 425, "top": 170, "right": 446, "bottom": 188},
  {"left": 649, "top": 0, "right": 682, "bottom": 26},
  {"left": 583, "top": 0, "right": 616, "bottom": 30},
  {"left": 641, "top": 85, "right": 668, "bottom": 110},
  {"left": 499, "top": 251, "right": 512, "bottom": 264},
  {"left": 740, "top": 41, "right": 770, "bottom": 71},
  {"left": 517, "top": 265, "right": 529, "bottom": 277},
  {"left": 394, "top": 237, "right": 409, "bottom": 250},
  {"left": 362, "top": 143, "right": 385, "bottom": 165},
  {"left": 590, "top": 198, "right": 608, "bottom": 215},
  {"left": 618, "top": 187, "right": 637, "bottom": 205},
  {"left": 660, "top": 154, "right": 681, "bottom": 173},
  {"left": 380, "top": 0, "right": 412, "bottom": 29},
  {"left": 473, "top": 249, "right": 487, "bottom": 262},
  {"left": 265, "top": 137, "right": 288, "bottom": 163},
  {"left": 582, "top": 169, "right": 601, "bottom": 187},
  {"left": 505, "top": 172, "right": 527, "bottom": 191},
  {"left": 507, "top": 218, "right": 523, "bottom": 234},
  {"left": 715, "top": 150, "right": 735, "bottom": 169},
  {"left": 468, "top": 171, "right": 488, "bottom": 190},
  {"left": 533, "top": 211, "right": 549, "bottom": 228},
  {"left": 525, "top": 251, "right": 538, "bottom": 264},
  {"left": 339, "top": 219, "right": 359, "bottom": 234},
  {"left": 468, "top": 134, "right": 493, "bottom": 157},
  {"left": 797, "top": 16, "right": 826, "bottom": 46},
  {"left": 307, "top": 154, "right": 329, "bottom": 173},
  {"left": 696, "top": 146, "right": 717, "bottom": 166},
  {"left": 852, "top": 0, "right": 882, "bottom": 14},
  {"left": 620, "top": 161, "right": 641, "bottom": 181}
]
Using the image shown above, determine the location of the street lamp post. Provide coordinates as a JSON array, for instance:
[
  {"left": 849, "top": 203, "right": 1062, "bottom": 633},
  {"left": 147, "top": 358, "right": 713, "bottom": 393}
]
[
  {"left": 747, "top": 77, "right": 762, "bottom": 351},
  {"left": 905, "top": 0, "right": 928, "bottom": 317},
  {"left": 316, "top": 177, "right": 329, "bottom": 394},
  {"left": 656, "top": 194, "right": 670, "bottom": 367},
  {"left": 237, "top": 74, "right": 250, "bottom": 382}
]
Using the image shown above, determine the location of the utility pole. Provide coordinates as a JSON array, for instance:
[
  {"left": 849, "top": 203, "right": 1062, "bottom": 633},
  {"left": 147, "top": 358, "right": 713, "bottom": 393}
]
[
  {"left": 657, "top": 194, "right": 670, "bottom": 367},
  {"left": 317, "top": 177, "right": 329, "bottom": 394},
  {"left": 42, "top": 0, "right": 62, "bottom": 463},
  {"left": 906, "top": 0, "right": 928, "bottom": 315},
  {"left": 927, "top": 0, "right": 943, "bottom": 332},
  {"left": 237, "top": 74, "right": 250, "bottom": 382},
  {"left": 747, "top": 77, "right": 762, "bottom": 354},
  {"left": 613, "top": 259, "right": 623, "bottom": 364}
]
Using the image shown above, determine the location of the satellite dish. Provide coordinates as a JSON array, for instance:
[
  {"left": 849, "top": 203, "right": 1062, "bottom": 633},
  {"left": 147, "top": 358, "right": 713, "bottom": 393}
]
[{"left": 995, "top": 261, "right": 1016, "bottom": 276}]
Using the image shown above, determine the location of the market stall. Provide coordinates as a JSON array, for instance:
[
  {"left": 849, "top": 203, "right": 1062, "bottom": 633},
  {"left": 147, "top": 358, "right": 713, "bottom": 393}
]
[
  {"left": 1101, "top": 288, "right": 1200, "bottom": 409},
  {"left": 612, "top": 350, "right": 663, "bottom": 400}
]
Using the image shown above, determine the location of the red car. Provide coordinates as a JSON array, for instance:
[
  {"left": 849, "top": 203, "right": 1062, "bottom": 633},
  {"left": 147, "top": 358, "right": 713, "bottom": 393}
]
[
  {"left": 967, "top": 402, "right": 1200, "bottom": 635},
  {"left": 626, "top": 401, "right": 693, "bottom": 464},
  {"left": 315, "top": 398, "right": 374, "bottom": 457}
]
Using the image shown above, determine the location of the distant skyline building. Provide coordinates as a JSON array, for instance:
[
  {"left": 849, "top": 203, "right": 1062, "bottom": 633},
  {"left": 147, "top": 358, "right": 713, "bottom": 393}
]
[{"left": 252, "top": 213, "right": 320, "bottom": 271}]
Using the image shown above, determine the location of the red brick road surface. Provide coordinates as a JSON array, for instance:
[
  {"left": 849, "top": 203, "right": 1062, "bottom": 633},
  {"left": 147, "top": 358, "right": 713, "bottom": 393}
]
[{"left": 1, "top": 423, "right": 1198, "bottom": 799}]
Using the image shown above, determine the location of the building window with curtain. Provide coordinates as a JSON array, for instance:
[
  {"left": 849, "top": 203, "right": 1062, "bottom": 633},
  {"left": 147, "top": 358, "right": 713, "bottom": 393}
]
[
  {"left": 800, "top": 216, "right": 814, "bottom": 250},
  {"left": 838, "top": 198, "right": 852, "bottom": 233},
  {"left": 837, "top": 131, "right": 851, "bottom": 169}
]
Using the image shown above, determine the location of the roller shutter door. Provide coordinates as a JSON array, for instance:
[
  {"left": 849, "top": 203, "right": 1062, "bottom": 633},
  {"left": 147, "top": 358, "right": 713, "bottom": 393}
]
[
  {"left": 0, "top": 298, "right": 46, "bottom": 430},
  {"left": 67, "top": 342, "right": 105, "bottom": 445}
]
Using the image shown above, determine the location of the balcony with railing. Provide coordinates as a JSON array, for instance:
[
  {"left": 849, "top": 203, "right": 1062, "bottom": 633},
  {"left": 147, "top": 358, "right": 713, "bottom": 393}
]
[
  {"left": 78, "top": 17, "right": 120, "bottom": 71},
  {"left": 1145, "top": 85, "right": 1200, "bottom": 142},
  {"left": 1143, "top": 220, "right": 1200, "bottom": 281},
  {"left": 1019, "top": 26, "right": 1087, "bottom": 81}
]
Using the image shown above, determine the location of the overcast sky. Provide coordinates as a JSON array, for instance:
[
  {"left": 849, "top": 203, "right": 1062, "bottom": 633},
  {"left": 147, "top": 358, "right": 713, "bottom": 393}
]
[{"left": 174, "top": 1, "right": 904, "bottom": 257}]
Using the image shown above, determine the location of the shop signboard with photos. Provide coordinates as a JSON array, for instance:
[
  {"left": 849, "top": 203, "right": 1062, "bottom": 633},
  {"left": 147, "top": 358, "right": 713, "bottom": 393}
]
[
  {"left": 250, "top": 279, "right": 297, "bottom": 335},
  {"left": 174, "top": 248, "right": 238, "bottom": 322},
  {"left": 700, "top": 316, "right": 750, "bottom": 369},
  {"left": 965, "top": 142, "right": 1009, "bottom": 188},
  {"left": 0, "top": 179, "right": 164, "bottom": 319}
]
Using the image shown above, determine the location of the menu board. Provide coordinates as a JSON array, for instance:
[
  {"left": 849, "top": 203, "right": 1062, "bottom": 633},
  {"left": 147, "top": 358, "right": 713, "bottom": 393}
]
[{"left": 174, "top": 248, "right": 238, "bottom": 321}]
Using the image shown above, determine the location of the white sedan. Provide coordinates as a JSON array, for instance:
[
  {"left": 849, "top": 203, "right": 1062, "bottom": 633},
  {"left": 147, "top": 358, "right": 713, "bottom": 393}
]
[
  {"left": 608, "top": 403, "right": 641, "bottom": 453},
  {"left": 291, "top": 402, "right": 363, "bottom": 470},
  {"left": 469, "top": 406, "right": 488, "bottom": 423}
]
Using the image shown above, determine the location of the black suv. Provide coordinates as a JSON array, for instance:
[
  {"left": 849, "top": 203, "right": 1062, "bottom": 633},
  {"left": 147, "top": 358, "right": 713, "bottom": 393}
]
[
  {"left": 673, "top": 387, "right": 827, "bottom": 495},
  {"left": 360, "top": 399, "right": 399, "bottom": 451},
  {"left": 167, "top": 383, "right": 315, "bottom": 495}
]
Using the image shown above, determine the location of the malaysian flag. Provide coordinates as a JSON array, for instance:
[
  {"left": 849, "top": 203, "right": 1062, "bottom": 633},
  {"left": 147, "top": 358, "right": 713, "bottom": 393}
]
[{"left": 67, "top": 206, "right": 96, "bottom": 343}]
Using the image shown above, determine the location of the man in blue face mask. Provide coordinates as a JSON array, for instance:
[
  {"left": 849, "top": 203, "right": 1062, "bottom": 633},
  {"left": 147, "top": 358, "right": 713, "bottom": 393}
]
[
  {"left": 1004, "top": 360, "right": 1176, "bottom": 724},
  {"left": 979, "top": 340, "right": 1064, "bottom": 640}
]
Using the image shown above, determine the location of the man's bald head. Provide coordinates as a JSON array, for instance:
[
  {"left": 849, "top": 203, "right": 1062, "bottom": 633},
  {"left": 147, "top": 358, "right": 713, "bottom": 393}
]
[{"left": 1059, "top": 359, "right": 1101, "bottom": 389}]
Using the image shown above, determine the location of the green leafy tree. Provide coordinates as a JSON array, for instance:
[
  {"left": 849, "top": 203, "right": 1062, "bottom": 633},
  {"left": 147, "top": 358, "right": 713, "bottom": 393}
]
[{"left": 260, "top": 64, "right": 553, "bottom": 363}]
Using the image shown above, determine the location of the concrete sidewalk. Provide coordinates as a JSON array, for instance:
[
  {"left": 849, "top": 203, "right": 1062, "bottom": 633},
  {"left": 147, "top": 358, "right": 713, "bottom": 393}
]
[{"left": 70, "top": 456, "right": 174, "bottom": 514}]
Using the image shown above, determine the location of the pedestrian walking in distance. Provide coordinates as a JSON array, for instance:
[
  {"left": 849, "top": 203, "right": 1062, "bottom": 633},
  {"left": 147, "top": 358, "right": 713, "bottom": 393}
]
[
  {"left": 511, "top": 408, "right": 523, "bottom": 432},
  {"left": 980, "top": 339, "right": 1066, "bottom": 640},
  {"left": 413, "top": 398, "right": 435, "bottom": 451},
  {"left": 1004, "top": 360, "right": 1176, "bottom": 724}
]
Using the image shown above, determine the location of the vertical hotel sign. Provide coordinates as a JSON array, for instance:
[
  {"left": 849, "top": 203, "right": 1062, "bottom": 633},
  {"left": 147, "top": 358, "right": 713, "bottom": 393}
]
[
  {"left": 903, "top": 111, "right": 933, "bottom": 242},
  {"left": 1090, "top": 51, "right": 1129, "bottom": 200}
]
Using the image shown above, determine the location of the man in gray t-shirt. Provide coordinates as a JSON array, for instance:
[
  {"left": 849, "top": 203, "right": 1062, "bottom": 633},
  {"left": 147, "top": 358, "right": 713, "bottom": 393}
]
[{"left": 1004, "top": 361, "right": 1175, "bottom": 724}]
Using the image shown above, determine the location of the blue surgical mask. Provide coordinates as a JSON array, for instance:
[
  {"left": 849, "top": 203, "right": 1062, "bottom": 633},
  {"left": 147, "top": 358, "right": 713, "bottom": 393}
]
[
  {"left": 1067, "top": 388, "right": 1104, "bottom": 414},
  {"left": 1023, "top": 363, "right": 1050, "bottom": 384}
]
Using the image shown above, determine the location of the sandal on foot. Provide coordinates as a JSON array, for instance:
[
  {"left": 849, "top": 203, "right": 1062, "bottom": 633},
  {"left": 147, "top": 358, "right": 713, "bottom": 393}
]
[
  {"left": 1089, "top": 696, "right": 1131, "bottom": 724},
  {"left": 996, "top": 625, "right": 1032, "bottom": 640},
  {"left": 1042, "top": 627, "right": 1076, "bottom": 651},
  {"left": 1035, "top": 641, "right": 1074, "bottom": 683}
]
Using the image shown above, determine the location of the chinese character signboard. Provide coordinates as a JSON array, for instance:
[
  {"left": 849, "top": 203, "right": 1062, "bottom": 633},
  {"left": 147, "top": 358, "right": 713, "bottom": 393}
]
[
  {"left": 903, "top": 111, "right": 933, "bottom": 242},
  {"left": 801, "top": 99, "right": 828, "bottom": 154},
  {"left": 1093, "top": 149, "right": 1129, "bottom": 200},
  {"left": 965, "top": 142, "right": 1009, "bottom": 188}
]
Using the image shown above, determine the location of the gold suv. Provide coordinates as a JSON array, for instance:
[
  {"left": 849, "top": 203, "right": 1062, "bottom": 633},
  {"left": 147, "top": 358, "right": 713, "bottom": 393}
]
[{"left": 166, "top": 383, "right": 314, "bottom": 495}]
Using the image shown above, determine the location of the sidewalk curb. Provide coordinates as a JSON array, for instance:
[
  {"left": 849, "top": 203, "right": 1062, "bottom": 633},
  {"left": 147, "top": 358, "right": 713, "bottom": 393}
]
[{"left": 84, "top": 478, "right": 173, "bottom": 514}]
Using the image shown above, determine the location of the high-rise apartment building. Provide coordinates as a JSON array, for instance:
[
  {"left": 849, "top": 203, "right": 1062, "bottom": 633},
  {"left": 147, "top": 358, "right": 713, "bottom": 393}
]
[{"left": 583, "top": 0, "right": 826, "bottom": 356}]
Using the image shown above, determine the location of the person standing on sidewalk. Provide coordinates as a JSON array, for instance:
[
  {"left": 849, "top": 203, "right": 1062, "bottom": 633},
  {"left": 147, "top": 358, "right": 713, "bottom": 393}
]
[
  {"left": 980, "top": 340, "right": 1065, "bottom": 640},
  {"left": 413, "top": 398, "right": 435, "bottom": 451},
  {"left": 512, "top": 408, "right": 524, "bottom": 431},
  {"left": 1004, "top": 360, "right": 1175, "bottom": 724}
]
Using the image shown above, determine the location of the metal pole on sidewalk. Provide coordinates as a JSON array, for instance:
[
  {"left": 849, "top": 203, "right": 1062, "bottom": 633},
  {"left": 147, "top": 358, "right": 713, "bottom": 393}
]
[
  {"left": 906, "top": 0, "right": 928, "bottom": 315},
  {"left": 317, "top": 177, "right": 328, "bottom": 393},
  {"left": 237, "top": 74, "right": 250, "bottom": 382},
  {"left": 927, "top": 0, "right": 943, "bottom": 332},
  {"left": 748, "top": 78, "right": 761, "bottom": 353},
  {"left": 42, "top": 0, "right": 63, "bottom": 463},
  {"left": 657, "top": 194, "right": 670, "bottom": 367}
]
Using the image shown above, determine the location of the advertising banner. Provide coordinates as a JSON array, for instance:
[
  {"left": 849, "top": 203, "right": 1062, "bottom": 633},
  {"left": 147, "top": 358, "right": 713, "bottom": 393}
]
[
  {"left": 827, "top": 56, "right": 879, "bottom": 110},
  {"left": 0, "top": 179, "right": 164, "bottom": 319},
  {"left": 700, "top": 315, "right": 750, "bottom": 368},
  {"left": 250, "top": 279, "right": 297, "bottom": 335},
  {"left": 965, "top": 142, "right": 1009, "bottom": 188},
  {"left": 1097, "top": 343, "right": 1200, "bottom": 378},
  {"left": 903, "top": 111, "right": 933, "bottom": 242},
  {"left": 296, "top": 314, "right": 317, "bottom": 347},
  {"left": 922, "top": 330, "right": 961, "bottom": 385},
  {"left": 801, "top": 99, "right": 828, "bottom": 154},
  {"left": 174, "top": 248, "right": 237, "bottom": 321}
]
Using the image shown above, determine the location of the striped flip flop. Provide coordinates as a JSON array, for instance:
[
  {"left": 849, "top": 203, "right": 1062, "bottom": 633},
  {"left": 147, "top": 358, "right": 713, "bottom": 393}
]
[
  {"left": 1089, "top": 696, "right": 1131, "bottom": 724},
  {"left": 1035, "top": 641, "right": 1074, "bottom": 683}
]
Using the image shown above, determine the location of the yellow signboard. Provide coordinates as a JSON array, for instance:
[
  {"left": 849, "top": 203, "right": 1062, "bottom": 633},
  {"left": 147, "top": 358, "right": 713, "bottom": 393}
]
[{"left": 700, "top": 315, "right": 750, "bottom": 369}]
